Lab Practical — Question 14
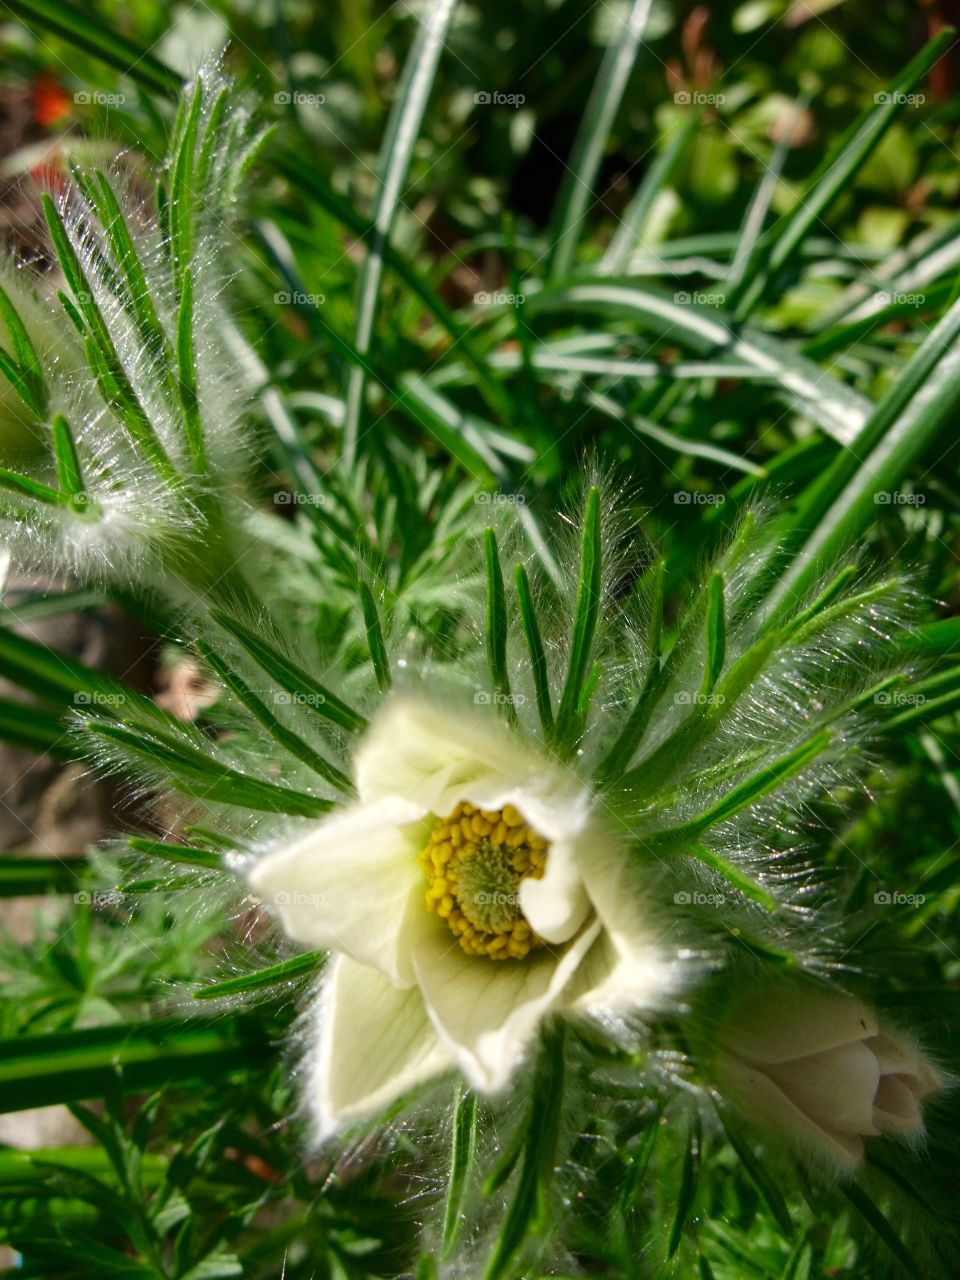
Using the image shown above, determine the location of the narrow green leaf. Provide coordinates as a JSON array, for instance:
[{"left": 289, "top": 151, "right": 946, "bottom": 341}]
[
  {"left": 0, "top": 345, "right": 44, "bottom": 417},
  {"left": 515, "top": 564, "right": 554, "bottom": 734},
  {"left": 603, "top": 111, "right": 700, "bottom": 274},
  {"left": 176, "top": 269, "right": 206, "bottom": 474},
  {"left": 576, "top": 661, "right": 602, "bottom": 722},
  {"left": 195, "top": 639, "right": 351, "bottom": 793},
  {"left": 195, "top": 87, "right": 230, "bottom": 194},
  {"left": 771, "top": 565, "right": 859, "bottom": 638},
  {"left": 209, "top": 610, "right": 366, "bottom": 734},
  {"left": 0, "top": 1020, "right": 265, "bottom": 1113},
  {"left": 90, "top": 170, "right": 173, "bottom": 373},
  {"left": 0, "top": 281, "right": 46, "bottom": 414},
  {"left": 442, "top": 1088, "right": 477, "bottom": 1256},
  {"left": 484, "top": 529, "right": 512, "bottom": 717},
  {"left": 169, "top": 79, "right": 204, "bottom": 286},
  {"left": 1, "top": 0, "right": 180, "bottom": 97},
  {"left": 717, "top": 1109, "right": 793, "bottom": 1235},
  {"left": 650, "top": 730, "right": 832, "bottom": 845},
  {"left": 730, "top": 31, "right": 953, "bottom": 316},
  {"left": 838, "top": 1182, "right": 921, "bottom": 1279},
  {"left": 359, "top": 581, "right": 392, "bottom": 693},
  {"left": 0, "top": 467, "right": 63, "bottom": 505},
  {"left": 554, "top": 487, "right": 602, "bottom": 749},
  {"left": 549, "top": 0, "right": 653, "bottom": 278},
  {"left": 900, "top": 617, "right": 960, "bottom": 658},
  {"left": 766, "top": 291, "right": 960, "bottom": 620},
  {"left": 724, "top": 96, "right": 808, "bottom": 298},
  {"left": 0, "top": 856, "right": 83, "bottom": 895},
  {"left": 667, "top": 1116, "right": 700, "bottom": 1256},
  {"left": 342, "top": 0, "right": 458, "bottom": 464},
  {"left": 526, "top": 283, "right": 869, "bottom": 446},
  {"left": 50, "top": 413, "right": 95, "bottom": 515},
  {"left": 43, "top": 194, "right": 179, "bottom": 484},
  {"left": 483, "top": 1026, "right": 565, "bottom": 1280},
  {"left": 0, "top": 625, "right": 157, "bottom": 723},
  {"left": 0, "top": 696, "right": 71, "bottom": 757},
  {"left": 126, "top": 837, "right": 224, "bottom": 871},
  {"left": 193, "top": 951, "right": 323, "bottom": 1000},
  {"left": 89, "top": 721, "right": 332, "bottom": 818},
  {"left": 701, "top": 573, "right": 726, "bottom": 697}
]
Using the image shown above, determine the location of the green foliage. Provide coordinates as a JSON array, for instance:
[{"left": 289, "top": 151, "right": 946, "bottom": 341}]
[{"left": 0, "top": 2, "right": 958, "bottom": 1278}]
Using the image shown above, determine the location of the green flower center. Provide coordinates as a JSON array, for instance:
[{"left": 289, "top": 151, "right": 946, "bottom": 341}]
[{"left": 418, "top": 801, "right": 550, "bottom": 960}]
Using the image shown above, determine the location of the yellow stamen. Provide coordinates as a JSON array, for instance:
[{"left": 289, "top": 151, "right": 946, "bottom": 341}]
[{"left": 418, "top": 801, "right": 551, "bottom": 960}]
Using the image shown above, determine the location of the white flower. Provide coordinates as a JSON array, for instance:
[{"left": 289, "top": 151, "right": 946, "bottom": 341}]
[
  {"left": 249, "top": 696, "right": 669, "bottom": 1136},
  {"left": 714, "top": 987, "right": 941, "bottom": 1171}
]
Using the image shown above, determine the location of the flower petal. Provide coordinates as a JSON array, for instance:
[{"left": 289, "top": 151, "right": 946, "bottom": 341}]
[
  {"left": 723, "top": 989, "right": 878, "bottom": 1066},
  {"left": 412, "top": 920, "right": 601, "bottom": 1096},
  {"left": 765, "top": 1041, "right": 881, "bottom": 1138},
  {"left": 249, "top": 797, "right": 429, "bottom": 985},
  {"left": 310, "top": 956, "right": 451, "bottom": 1137},
  {"left": 567, "top": 818, "right": 674, "bottom": 1012},
  {"left": 354, "top": 697, "right": 529, "bottom": 810},
  {"left": 869, "top": 1032, "right": 941, "bottom": 1097},
  {"left": 873, "top": 1075, "right": 922, "bottom": 1133},
  {"left": 715, "top": 1051, "right": 865, "bottom": 1171}
]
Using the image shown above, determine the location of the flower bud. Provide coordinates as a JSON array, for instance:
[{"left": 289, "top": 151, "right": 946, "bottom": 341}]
[{"left": 713, "top": 987, "right": 940, "bottom": 1171}]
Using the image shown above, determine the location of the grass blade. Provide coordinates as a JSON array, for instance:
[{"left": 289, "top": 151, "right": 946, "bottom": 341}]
[
  {"left": 602, "top": 110, "right": 700, "bottom": 275},
  {"left": 548, "top": 0, "right": 653, "bottom": 278},
  {"left": 342, "top": 0, "right": 458, "bottom": 464},
  {"left": 729, "top": 30, "right": 953, "bottom": 317},
  {"left": 2, "top": 0, "right": 180, "bottom": 97}
]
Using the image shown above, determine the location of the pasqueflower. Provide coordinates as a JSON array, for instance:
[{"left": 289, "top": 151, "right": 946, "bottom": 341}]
[
  {"left": 713, "top": 986, "right": 941, "bottom": 1170},
  {"left": 249, "top": 695, "right": 668, "bottom": 1135}
]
